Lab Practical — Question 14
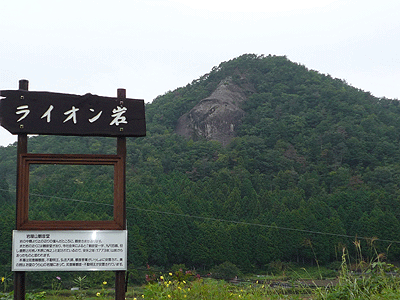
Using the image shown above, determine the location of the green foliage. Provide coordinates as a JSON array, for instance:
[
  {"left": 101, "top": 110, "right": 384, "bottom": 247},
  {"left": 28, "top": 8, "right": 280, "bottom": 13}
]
[
  {"left": 144, "top": 278, "right": 229, "bottom": 300},
  {"left": 0, "top": 291, "right": 46, "bottom": 300},
  {"left": 266, "top": 260, "right": 292, "bottom": 275},
  {"left": 210, "top": 261, "right": 241, "bottom": 281},
  {"left": 1, "top": 274, "right": 12, "bottom": 293},
  {"left": 73, "top": 275, "right": 88, "bottom": 290},
  {"left": 317, "top": 243, "right": 400, "bottom": 300},
  {"left": 94, "top": 280, "right": 110, "bottom": 299},
  {"left": 72, "top": 275, "right": 88, "bottom": 300}
]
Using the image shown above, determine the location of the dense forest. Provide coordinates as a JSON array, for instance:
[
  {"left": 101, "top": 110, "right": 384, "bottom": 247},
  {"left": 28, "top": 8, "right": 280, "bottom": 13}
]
[{"left": 2, "top": 54, "right": 400, "bottom": 276}]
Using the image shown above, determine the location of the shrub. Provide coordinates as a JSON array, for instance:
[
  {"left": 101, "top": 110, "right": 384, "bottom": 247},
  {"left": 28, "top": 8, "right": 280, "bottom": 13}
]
[
  {"left": 266, "top": 260, "right": 292, "bottom": 275},
  {"left": 210, "top": 261, "right": 240, "bottom": 281}
]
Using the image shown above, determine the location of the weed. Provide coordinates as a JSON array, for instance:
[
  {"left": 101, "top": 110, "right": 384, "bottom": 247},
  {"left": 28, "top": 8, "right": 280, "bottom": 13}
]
[
  {"left": 317, "top": 240, "right": 400, "bottom": 300},
  {"left": 72, "top": 275, "right": 88, "bottom": 300},
  {"left": 0, "top": 273, "right": 12, "bottom": 293}
]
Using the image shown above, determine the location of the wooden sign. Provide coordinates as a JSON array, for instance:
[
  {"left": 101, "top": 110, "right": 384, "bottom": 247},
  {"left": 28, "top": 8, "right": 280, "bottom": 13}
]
[
  {"left": 0, "top": 90, "right": 146, "bottom": 137},
  {"left": 9, "top": 81, "right": 135, "bottom": 300}
]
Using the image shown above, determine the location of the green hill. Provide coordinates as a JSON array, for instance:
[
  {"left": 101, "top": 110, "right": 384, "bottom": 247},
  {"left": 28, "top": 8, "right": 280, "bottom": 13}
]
[{"left": 1, "top": 54, "right": 400, "bottom": 273}]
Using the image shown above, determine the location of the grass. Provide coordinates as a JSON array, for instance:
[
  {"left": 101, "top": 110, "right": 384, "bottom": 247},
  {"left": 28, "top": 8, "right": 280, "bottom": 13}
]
[
  {"left": 2, "top": 241, "right": 400, "bottom": 299},
  {"left": 314, "top": 241, "right": 400, "bottom": 300},
  {"left": 2, "top": 269, "right": 400, "bottom": 300},
  {"left": 142, "top": 277, "right": 312, "bottom": 300}
]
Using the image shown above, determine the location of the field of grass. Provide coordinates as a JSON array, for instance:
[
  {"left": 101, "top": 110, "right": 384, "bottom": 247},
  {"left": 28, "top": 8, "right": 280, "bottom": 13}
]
[
  {"left": 2, "top": 245, "right": 400, "bottom": 300},
  {"left": 2, "top": 272, "right": 400, "bottom": 300},
  {"left": 2, "top": 267, "right": 400, "bottom": 300}
]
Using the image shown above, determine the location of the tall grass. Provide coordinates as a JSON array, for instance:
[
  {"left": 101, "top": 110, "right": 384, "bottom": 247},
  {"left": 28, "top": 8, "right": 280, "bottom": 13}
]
[
  {"left": 316, "top": 239, "right": 400, "bottom": 300},
  {"left": 142, "top": 240, "right": 400, "bottom": 300}
]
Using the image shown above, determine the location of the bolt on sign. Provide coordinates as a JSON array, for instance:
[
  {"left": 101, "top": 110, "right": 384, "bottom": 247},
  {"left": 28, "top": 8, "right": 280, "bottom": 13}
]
[{"left": 0, "top": 90, "right": 146, "bottom": 137}]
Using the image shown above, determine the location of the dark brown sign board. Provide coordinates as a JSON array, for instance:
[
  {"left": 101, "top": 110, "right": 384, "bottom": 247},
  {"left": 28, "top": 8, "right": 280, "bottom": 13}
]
[{"left": 0, "top": 90, "right": 146, "bottom": 137}]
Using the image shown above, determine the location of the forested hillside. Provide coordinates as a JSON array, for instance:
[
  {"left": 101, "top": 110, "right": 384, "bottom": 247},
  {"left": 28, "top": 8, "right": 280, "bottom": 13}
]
[{"left": 2, "top": 54, "right": 400, "bottom": 273}]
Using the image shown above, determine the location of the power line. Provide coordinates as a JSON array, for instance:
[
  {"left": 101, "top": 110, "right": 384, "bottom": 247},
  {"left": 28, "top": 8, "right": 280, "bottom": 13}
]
[{"left": 2, "top": 187, "right": 400, "bottom": 244}]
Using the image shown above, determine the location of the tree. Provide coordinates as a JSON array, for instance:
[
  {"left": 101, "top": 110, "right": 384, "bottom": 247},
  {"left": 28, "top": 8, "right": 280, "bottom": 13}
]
[{"left": 0, "top": 175, "right": 12, "bottom": 204}]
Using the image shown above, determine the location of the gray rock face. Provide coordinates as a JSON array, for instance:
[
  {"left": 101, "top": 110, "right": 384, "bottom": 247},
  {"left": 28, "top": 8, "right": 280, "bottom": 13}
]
[{"left": 175, "top": 78, "right": 249, "bottom": 146}]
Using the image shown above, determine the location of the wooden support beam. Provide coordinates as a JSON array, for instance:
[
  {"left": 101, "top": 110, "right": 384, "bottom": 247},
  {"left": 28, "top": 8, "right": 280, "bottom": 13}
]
[
  {"left": 115, "top": 88, "right": 127, "bottom": 300},
  {"left": 15, "top": 79, "right": 28, "bottom": 300}
]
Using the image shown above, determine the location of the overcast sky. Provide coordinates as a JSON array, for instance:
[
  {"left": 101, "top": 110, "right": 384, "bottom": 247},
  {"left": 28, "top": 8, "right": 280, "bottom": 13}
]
[{"left": 1, "top": 0, "right": 399, "bottom": 147}]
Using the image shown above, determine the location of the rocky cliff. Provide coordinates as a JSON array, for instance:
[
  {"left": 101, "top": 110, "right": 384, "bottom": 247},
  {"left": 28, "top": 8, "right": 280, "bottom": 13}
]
[{"left": 175, "top": 77, "right": 252, "bottom": 146}]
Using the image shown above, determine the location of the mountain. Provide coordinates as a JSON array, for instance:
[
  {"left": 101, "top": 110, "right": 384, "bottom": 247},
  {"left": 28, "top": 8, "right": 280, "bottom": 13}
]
[{"left": 1, "top": 54, "right": 400, "bottom": 273}]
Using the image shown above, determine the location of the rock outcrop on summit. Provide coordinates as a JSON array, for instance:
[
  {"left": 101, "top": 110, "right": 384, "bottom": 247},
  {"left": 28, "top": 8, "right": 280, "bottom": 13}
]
[{"left": 175, "top": 77, "right": 249, "bottom": 146}]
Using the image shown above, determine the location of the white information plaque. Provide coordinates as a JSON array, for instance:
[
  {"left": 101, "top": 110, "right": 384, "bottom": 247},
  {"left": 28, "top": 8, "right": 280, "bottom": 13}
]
[{"left": 12, "top": 230, "right": 127, "bottom": 271}]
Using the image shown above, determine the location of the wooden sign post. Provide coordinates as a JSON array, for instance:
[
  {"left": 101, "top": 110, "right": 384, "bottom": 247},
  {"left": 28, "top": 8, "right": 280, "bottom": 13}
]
[
  {"left": 0, "top": 80, "right": 146, "bottom": 300},
  {"left": 14, "top": 79, "right": 28, "bottom": 300}
]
